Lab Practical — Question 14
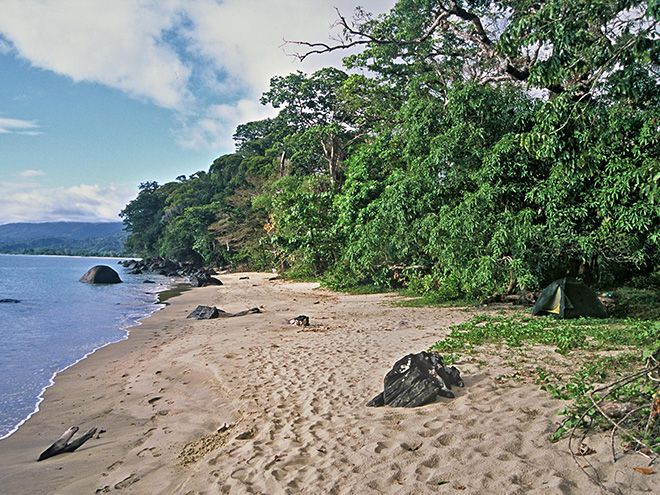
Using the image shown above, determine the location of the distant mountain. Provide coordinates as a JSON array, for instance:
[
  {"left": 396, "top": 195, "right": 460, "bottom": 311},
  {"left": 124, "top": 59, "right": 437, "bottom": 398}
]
[{"left": 0, "top": 222, "right": 128, "bottom": 256}]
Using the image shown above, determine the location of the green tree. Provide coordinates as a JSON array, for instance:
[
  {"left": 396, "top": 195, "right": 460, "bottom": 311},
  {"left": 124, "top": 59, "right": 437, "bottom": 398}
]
[
  {"left": 296, "top": 1, "right": 659, "bottom": 96},
  {"left": 261, "top": 68, "right": 354, "bottom": 185},
  {"left": 254, "top": 174, "right": 339, "bottom": 277},
  {"left": 120, "top": 181, "right": 165, "bottom": 257},
  {"left": 161, "top": 204, "right": 224, "bottom": 266}
]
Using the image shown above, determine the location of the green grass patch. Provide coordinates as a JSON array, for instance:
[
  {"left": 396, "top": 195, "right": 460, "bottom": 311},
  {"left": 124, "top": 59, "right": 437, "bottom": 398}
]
[
  {"left": 394, "top": 290, "right": 478, "bottom": 308},
  {"left": 430, "top": 312, "right": 660, "bottom": 449},
  {"left": 335, "top": 284, "right": 388, "bottom": 295},
  {"left": 430, "top": 313, "right": 660, "bottom": 356}
]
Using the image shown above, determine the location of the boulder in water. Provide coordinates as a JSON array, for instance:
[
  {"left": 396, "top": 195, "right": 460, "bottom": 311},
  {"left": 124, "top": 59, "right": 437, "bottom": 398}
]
[{"left": 79, "top": 265, "right": 122, "bottom": 284}]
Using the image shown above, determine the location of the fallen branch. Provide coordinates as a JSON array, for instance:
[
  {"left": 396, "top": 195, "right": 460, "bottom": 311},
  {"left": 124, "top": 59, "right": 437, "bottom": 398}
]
[
  {"left": 38, "top": 426, "right": 98, "bottom": 461},
  {"left": 565, "top": 361, "right": 660, "bottom": 492}
]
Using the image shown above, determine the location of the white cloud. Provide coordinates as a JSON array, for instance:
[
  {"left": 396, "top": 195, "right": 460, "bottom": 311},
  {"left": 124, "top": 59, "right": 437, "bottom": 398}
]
[
  {"left": 19, "top": 169, "right": 47, "bottom": 178},
  {"left": 177, "top": 98, "right": 277, "bottom": 152},
  {"left": 0, "top": 117, "right": 39, "bottom": 134},
  {"left": 183, "top": 0, "right": 359, "bottom": 90},
  {"left": 175, "top": 0, "right": 393, "bottom": 150},
  {"left": 0, "top": 38, "right": 12, "bottom": 55},
  {"left": 0, "top": 0, "right": 193, "bottom": 110},
  {"left": 0, "top": 0, "right": 395, "bottom": 148},
  {"left": 0, "top": 181, "right": 136, "bottom": 224}
]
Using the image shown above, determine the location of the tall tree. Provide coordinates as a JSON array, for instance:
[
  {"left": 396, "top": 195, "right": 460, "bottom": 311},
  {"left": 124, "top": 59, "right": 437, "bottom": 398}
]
[
  {"left": 261, "top": 68, "right": 354, "bottom": 185},
  {"left": 292, "top": 1, "right": 659, "bottom": 97},
  {"left": 120, "top": 181, "right": 165, "bottom": 257}
]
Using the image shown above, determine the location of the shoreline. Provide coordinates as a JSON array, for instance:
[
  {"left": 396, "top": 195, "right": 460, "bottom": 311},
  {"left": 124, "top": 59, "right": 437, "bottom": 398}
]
[
  {"left": 1, "top": 333, "right": 131, "bottom": 442},
  {"left": 0, "top": 274, "right": 178, "bottom": 441},
  {"left": 0, "top": 272, "right": 656, "bottom": 494},
  {"left": 0, "top": 275, "right": 178, "bottom": 442}
]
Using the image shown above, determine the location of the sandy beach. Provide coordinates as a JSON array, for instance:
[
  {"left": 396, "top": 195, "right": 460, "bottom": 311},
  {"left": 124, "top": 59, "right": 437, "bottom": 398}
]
[{"left": 0, "top": 273, "right": 656, "bottom": 494}]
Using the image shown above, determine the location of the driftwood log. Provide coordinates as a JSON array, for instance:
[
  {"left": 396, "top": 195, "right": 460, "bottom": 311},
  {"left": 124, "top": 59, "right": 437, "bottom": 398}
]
[{"left": 38, "top": 426, "right": 97, "bottom": 461}]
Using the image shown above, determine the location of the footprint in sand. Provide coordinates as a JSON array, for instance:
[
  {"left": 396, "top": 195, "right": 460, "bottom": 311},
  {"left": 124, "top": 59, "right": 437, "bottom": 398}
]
[
  {"left": 432, "top": 433, "right": 454, "bottom": 447},
  {"left": 271, "top": 468, "right": 286, "bottom": 481},
  {"left": 420, "top": 455, "right": 440, "bottom": 469},
  {"left": 374, "top": 441, "right": 395, "bottom": 453},
  {"left": 496, "top": 452, "right": 512, "bottom": 461},
  {"left": 230, "top": 468, "right": 248, "bottom": 481},
  {"left": 465, "top": 431, "right": 485, "bottom": 441},
  {"left": 400, "top": 440, "right": 423, "bottom": 452},
  {"left": 422, "top": 419, "right": 445, "bottom": 430},
  {"left": 137, "top": 447, "right": 158, "bottom": 458},
  {"left": 114, "top": 473, "right": 140, "bottom": 490},
  {"left": 107, "top": 461, "right": 123, "bottom": 471},
  {"left": 503, "top": 435, "right": 524, "bottom": 454},
  {"left": 415, "top": 464, "right": 434, "bottom": 482}
]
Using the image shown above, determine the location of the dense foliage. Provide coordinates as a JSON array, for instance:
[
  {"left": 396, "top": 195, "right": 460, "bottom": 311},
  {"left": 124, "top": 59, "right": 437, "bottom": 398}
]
[{"left": 121, "top": 0, "right": 660, "bottom": 299}]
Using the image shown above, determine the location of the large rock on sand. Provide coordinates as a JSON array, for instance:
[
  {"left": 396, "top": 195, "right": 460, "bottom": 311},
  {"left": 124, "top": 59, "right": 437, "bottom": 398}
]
[
  {"left": 367, "top": 351, "right": 464, "bottom": 408},
  {"left": 80, "top": 265, "right": 122, "bottom": 284},
  {"left": 187, "top": 305, "right": 220, "bottom": 319},
  {"left": 186, "top": 305, "right": 262, "bottom": 320},
  {"left": 188, "top": 274, "right": 223, "bottom": 287}
]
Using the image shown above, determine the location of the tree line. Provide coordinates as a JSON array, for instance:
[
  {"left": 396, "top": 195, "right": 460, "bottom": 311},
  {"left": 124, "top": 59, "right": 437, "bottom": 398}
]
[{"left": 120, "top": 0, "right": 660, "bottom": 299}]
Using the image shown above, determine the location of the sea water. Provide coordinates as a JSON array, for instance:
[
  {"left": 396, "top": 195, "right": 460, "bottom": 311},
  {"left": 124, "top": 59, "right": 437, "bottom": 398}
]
[{"left": 0, "top": 254, "right": 173, "bottom": 439}]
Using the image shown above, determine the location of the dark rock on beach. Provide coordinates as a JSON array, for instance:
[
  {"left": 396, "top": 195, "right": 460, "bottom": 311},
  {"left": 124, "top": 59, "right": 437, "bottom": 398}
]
[
  {"left": 187, "top": 305, "right": 220, "bottom": 320},
  {"left": 79, "top": 265, "right": 122, "bottom": 284},
  {"left": 287, "top": 315, "right": 309, "bottom": 326},
  {"left": 188, "top": 274, "right": 223, "bottom": 287},
  {"left": 119, "top": 258, "right": 221, "bottom": 286},
  {"left": 367, "top": 351, "right": 464, "bottom": 408},
  {"left": 186, "top": 305, "right": 262, "bottom": 320}
]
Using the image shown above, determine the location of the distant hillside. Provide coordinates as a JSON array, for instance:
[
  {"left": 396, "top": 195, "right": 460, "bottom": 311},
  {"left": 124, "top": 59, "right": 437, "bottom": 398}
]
[{"left": 0, "top": 222, "right": 127, "bottom": 256}]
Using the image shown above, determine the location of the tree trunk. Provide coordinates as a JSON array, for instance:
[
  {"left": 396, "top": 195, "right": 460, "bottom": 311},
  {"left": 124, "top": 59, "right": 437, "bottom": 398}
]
[
  {"left": 279, "top": 150, "right": 287, "bottom": 177},
  {"left": 322, "top": 134, "right": 343, "bottom": 186},
  {"left": 506, "top": 268, "right": 517, "bottom": 294}
]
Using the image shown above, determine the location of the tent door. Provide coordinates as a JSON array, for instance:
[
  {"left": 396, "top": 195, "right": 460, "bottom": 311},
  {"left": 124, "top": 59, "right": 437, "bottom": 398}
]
[{"left": 544, "top": 287, "right": 562, "bottom": 314}]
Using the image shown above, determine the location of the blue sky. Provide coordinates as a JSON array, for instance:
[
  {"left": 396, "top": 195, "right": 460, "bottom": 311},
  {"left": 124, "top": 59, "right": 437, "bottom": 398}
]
[{"left": 0, "top": 0, "right": 394, "bottom": 224}]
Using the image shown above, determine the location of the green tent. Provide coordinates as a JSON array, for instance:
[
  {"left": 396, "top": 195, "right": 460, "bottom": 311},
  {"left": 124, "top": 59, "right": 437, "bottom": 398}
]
[{"left": 531, "top": 278, "right": 608, "bottom": 319}]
